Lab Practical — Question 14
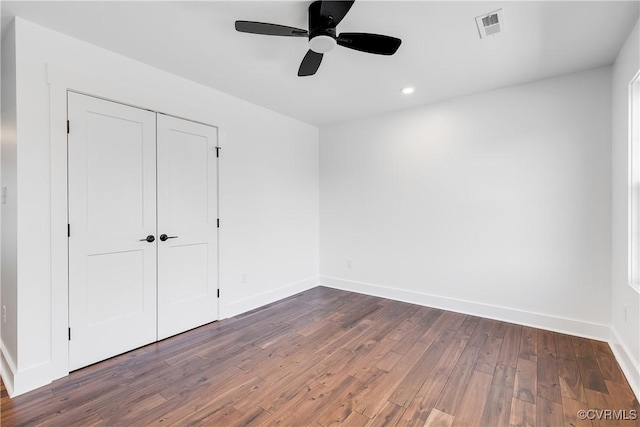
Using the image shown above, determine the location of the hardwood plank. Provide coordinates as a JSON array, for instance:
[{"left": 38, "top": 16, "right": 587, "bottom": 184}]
[
  {"left": 397, "top": 334, "right": 470, "bottom": 427},
  {"left": 366, "top": 402, "right": 405, "bottom": 427},
  {"left": 396, "top": 371, "right": 449, "bottom": 427},
  {"left": 337, "top": 301, "right": 384, "bottom": 330},
  {"left": 392, "top": 311, "right": 450, "bottom": 355},
  {"left": 536, "top": 396, "right": 564, "bottom": 427},
  {"left": 348, "top": 339, "right": 397, "bottom": 381},
  {"left": 354, "top": 339, "right": 432, "bottom": 418},
  {"left": 458, "top": 315, "right": 480, "bottom": 338},
  {"left": 498, "top": 324, "right": 523, "bottom": 368},
  {"left": 387, "top": 310, "right": 426, "bottom": 341},
  {"left": 419, "top": 312, "right": 467, "bottom": 344},
  {"left": 475, "top": 336, "right": 504, "bottom": 375},
  {"left": 425, "top": 409, "right": 455, "bottom": 427},
  {"left": 259, "top": 379, "right": 330, "bottom": 426},
  {"left": 234, "top": 406, "right": 272, "bottom": 426},
  {"left": 480, "top": 364, "right": 517, "bottom": 427},
  {"left": 98, "top": 392, "right": 166, "bottom": 425},
  {"left": 419, "top": 307, "right": 446, "bottom": 328},
  {"left": 514, "top": 358, "right": 538, "bottom": 404},
  {"left": 557, "top": 356, "right": 587, "bottom": 403},
  {"left": 556, "top": 333, "right": 577, "bottom": 361},
  {"left": 577, "top": 356, "right": 609, "bottom": 394},
  {"left": 433, "top": 343, "right": 482, "bottom": 415},
  {"left": 316, "top": 373, "right": 384, "bottom": 426},
  {"left": 375, "top": 349, "right": 403, "bottom": 372},
  {"left": 591, "top": 341, "right": 614, "bottom": 358},
  {"left": 489, "top": 320, "right": 508, "bottom": 339},
  {"left": 519, "top": 327, "right": 538, "bottom": 361},
  {"left": 562, "top": 396, "right": 593, "bottom": 427},
  {"left": 537, "top": 356, "right": 562, "bottom": 404},
  {"left": 180, "top": 405, "right": 245, "bottom": 426},
  {"left": 327, "top": 410, "right": 370, "bottom": 427},
  {"left": 315, "top": 348, "right": 370, "bottom": 388},
  {"left": 605, "top": 380, "right": 640, "bottom": 413},
  {"left": 467, "top": 317, "right": 493, "bottom": 348},
  {"left": 168, "top": 372, "right": 264, "bottom": 425},
  {"left": 256, "top": 356, "right": 334, "bottom": 413},
  {"left": 537, "top": 330, "right": 557, "bottom": 359},
  {"left": 509, "top": 397, "right": 536, "bottom": 427},
  {"left": 314, "top": 318, "right": 376, "bottom": 357},
  {"left": 451, "top": 370, "right": 493, "bottom": 426},
  {"left": 573, "top": 337, "right": 597, "bottom": 358},
  {"left": 584, "top": 388, "right": 631, "bottom": 427},
  {"left": 388, "top": 337, "right": 454, "bottom": 407},
  {"left": 596, "top": 352, "right": 628, "bottom": 384}
]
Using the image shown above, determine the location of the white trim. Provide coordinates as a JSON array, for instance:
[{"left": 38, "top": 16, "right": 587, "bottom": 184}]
[
  {"left": 221, "top": 276, "right": 319, "bottom": 319},
  {"left": 47, "top": 66, "right": 71, "bottom": 387},
  {"left": 628, "top": 69, "right": 640, "bottom": 293},
  {"left": 0, "top": 341, "right": 53, "bottom": 397},
  {"left": 609, "top": 327, "right": 640, "bottom": 400},
  {"left": 319, "top": 276, "right": 610, "bottom": 340},
  {"left": 0, "top": 341, "right": 16, "bottom": 397}
]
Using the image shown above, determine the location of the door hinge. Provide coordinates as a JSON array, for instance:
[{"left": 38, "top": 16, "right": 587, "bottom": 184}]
[
  {"left": 217, "top": 289, "right": 220, "bottom": 298},
  {"left": 217, "top": 218, "right": 220, "bottom": 228},
  {"left": 67, "top": 224, "right": 70, "bottom": 237},
  {"left": 67, "top": 120, "right": 70, "bottom": 134},
  {"left": 68, "top": 328, "right": 71, "bottom": 341},
  {"left": 215, "top": 146, "right": 221, "bottom": 158}
]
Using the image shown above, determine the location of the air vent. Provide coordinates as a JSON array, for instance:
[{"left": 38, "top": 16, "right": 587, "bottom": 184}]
[{"left": 475, "top": 9, "right": 505, "bottom": 39}]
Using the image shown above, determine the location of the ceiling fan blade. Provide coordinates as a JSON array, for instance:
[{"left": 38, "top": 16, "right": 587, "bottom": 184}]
[
  {"left": 235, "top": 21, "right": 308, "bottom": 37},
  {"left": 337, "top": 33, "right": 401, "bottom": 55},
  {"left": 298, "top": 50, "right": 324, "bottom": 76},
  {"left": 319, "top": 1, "right": 355, "bottom": 27}
]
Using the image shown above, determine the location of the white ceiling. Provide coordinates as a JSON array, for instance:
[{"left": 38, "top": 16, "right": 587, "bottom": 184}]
[{"left": 2, "top": 1, "right": 638, "bottom": 125}]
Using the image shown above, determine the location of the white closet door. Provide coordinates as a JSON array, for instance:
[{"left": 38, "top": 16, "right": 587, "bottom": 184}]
[
  {"left": 68, "top": 92, "right": 158, "bottom": 371},
  {"left": 157, "top": 114, "right": 219, "bottom": 340}
]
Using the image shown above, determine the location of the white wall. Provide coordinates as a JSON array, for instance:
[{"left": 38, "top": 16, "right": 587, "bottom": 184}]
[
  {"left": 320, "top": 67, "right": 612, "bottom": 339},
  {"left": 1, "top": 20, "right": 18, "bottom": 383},
  {"left": 611, "top": 18, "right": 640, "bottom": 397},
  {"left": 1, "top": 17, "right": 319, "bottom": 396}
]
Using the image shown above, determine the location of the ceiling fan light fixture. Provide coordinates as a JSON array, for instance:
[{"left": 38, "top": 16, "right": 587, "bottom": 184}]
[
  {"left": 235, "top": 0, "right": 401, "bottom": 76},
  {"left": 309, "top": 34, "right": 337, "bottom": 53}
]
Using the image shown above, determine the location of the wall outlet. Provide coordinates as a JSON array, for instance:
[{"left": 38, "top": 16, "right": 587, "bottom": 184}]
[
  {"left": 346, "top": 259, "right": 353, "bottom": 269},
  {"left": 2, "top": 306, "right": 6, "bottom": 324}
]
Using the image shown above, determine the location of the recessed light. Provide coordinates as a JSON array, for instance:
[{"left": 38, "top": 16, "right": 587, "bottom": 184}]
[{"left": 402, "top": 87, "right": 415, "bottom": 95}]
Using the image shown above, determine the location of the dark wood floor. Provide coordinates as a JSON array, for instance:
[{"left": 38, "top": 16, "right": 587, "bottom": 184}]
[{"left": 1, "top": 286, "right": 638, "bottom": 426}]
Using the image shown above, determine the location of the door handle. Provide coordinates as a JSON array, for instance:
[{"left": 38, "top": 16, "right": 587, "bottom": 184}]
[
  {"left": 140, "top": 235, "right": 155, "bottom": 243},
  {"left": 159, "top": 234, "right": 178, "bottom": 241}
]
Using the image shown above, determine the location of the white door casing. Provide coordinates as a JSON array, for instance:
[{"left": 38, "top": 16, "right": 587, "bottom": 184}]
[
  {"left": 68, "top": 92, "right": 158, "bottom": 371},
  {"left": 156, "top": 114, "right": 219, "bottom": 340}
]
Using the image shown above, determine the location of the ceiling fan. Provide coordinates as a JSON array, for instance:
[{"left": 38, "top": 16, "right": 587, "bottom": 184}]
[{"left": 235, "top": 1, "right": 402, "bottom": 77}]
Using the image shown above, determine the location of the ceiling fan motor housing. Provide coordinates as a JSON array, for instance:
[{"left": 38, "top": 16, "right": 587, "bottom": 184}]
[{"left": 308, "top": 0, "right": 338, "bottom": 53}]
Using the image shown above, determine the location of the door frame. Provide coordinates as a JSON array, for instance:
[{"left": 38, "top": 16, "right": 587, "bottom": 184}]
[{"left": 47, "top": 63, "right": 221, "bottom": 384}]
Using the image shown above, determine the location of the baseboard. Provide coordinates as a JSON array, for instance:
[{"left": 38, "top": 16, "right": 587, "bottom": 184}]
[
  {"left": 221, "top": 276, "right": 319, "bottom": 319},
  {"left": 319, "top": 276, "right": 610, "bottom": 341},
  {"left": 609, "top": 327, "right": 640, "bottom": 400},
  {"left": 0, "top": 342, "right": 55, "bottom": 397},
  {"left": 1, "top": 341, "right": 16, "bottom": 397}
]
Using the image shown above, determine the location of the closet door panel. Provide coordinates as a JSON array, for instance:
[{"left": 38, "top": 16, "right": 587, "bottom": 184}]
[
  {"left": 157, "top": 114, "right": 219, "bottom": 340},
  {"left": 68, "top": 92, "right": 157, "bottom": 371}
]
